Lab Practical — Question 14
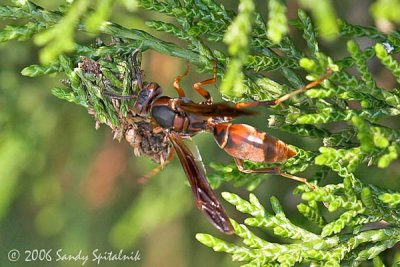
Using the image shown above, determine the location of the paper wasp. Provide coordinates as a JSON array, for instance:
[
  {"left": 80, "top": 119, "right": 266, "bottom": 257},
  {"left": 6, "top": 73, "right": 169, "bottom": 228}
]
[{"left": 105, "top": 52, "right": 331, "bottom": 234}]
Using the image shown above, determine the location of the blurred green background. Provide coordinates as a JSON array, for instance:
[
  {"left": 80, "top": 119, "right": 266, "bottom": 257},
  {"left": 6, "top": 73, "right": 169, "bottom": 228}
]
[{"left": 0, "top": 0, "right": 399, "bottom": 266}]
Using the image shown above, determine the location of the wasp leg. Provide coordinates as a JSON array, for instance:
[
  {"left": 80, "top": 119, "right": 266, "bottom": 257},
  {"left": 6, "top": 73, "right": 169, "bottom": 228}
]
[
  {"left": 192, "top": 60, "right": 216, "bottom": 104},
  {"left": 235, "top": 68, "right": 333, "bottom": 109},
  {"left": 137, "top": 150, "right": 175, "bottom": 184},
  {"left": 233, "top": 158, "right": 315, "bottom": 189},
  {"left": 101, "top": 81, "right": 137, "bottom": 100},
  {"left": 103, "top": 91, "right": 136, "bottom": 100},
  {"left": 129, "top": 50, "right": 145, "bottom": 90},
  {"left": 173, "top": 61, "right": 190, "bottom": 97}
]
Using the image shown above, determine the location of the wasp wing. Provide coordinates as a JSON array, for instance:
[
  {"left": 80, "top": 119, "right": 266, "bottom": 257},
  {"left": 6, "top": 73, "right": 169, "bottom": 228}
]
[
  {"left": 179, "top": 102, "right": 257, "bottom": 117},
  {"left": 168, "top": 132, "right": 234, "bottom": 234}
]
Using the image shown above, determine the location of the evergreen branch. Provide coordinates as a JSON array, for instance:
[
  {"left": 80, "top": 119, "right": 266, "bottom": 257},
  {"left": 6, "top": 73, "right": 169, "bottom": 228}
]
[
  {"left": 298, "top": 0, "right": 338, "bottom": 40},
  {"left": 34, "top": 0, "right": 91, "bottom": 63},
  {"left": 220, "top": 0, "right": 255, "bottom": 98},
  {"left": 266, "top": 0, "right": 288, "bottom": 43},
  {"left": 298, "top": 9, "right": 319, "bottom": 55},
  {"left": 375, "top": 43, "right": 400, "bottom": 84},
  {"left": 1, "top": 1, "right": 400, "bottom": 265},
  {"left": 370, "top": 0, "right": 400, "bottom": 24},
  {"left": 379, "top": 193, "right": 400, "bottom": 208},
  {"left": 198, "top": 193, "right": 400, "bottom": 266},
  {"left": 338, "top": 19, "right": 389, "bottom": 40},
  {"left": 0, "top": 22, "right": 46, "bottom": 42}
]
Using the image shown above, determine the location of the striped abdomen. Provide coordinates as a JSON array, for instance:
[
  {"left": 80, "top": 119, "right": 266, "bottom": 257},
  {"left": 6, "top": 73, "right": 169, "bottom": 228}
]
[{"left": 213, "top": 123, "right": 296, "bottom": 163}]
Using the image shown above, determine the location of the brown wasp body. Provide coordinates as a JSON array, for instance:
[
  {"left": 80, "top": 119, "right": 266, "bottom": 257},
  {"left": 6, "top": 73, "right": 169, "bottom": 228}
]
[
  {"left": 120, "top": 56, "right": 332, "bottom": 234},
  {"left": 213, "top": 123, "right": 297, "bottom": 163}
]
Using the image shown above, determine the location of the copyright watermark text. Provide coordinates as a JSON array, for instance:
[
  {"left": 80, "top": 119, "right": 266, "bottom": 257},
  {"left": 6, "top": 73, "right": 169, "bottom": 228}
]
[{"left": 7, "top": 249, "right": 141, "bottom": 265}]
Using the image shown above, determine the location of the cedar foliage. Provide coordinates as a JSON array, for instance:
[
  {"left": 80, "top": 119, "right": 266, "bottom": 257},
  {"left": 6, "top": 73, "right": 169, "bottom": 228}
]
[{"left": 1, "top": 0, "right": 400, "bottom": 266}]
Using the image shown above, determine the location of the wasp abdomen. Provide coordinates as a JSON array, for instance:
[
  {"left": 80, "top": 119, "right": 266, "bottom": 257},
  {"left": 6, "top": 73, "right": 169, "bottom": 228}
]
[{"left": 213, "top": 123, "right": 296, "bottom": 163}]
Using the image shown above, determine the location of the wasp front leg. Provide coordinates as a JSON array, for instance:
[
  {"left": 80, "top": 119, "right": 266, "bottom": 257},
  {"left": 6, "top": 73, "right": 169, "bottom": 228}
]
[
  {"left": 173, "top": 61, "right": 190, "bottom": 97},
  {"left": 192, "top": 60, "right": 217, "bottom": 104}
]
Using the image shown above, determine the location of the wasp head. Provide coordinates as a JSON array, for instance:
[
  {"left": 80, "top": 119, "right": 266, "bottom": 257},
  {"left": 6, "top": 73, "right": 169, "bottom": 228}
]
[{"left": 134, "top": 82, "right": 162, "bottom": 115}]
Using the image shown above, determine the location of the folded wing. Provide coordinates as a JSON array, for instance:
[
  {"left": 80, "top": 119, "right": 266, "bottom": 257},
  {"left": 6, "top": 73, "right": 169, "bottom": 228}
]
[
  {"left": 168, "top": 132, "right": 234, "bottom": 234},
  {"left": 179, "top": 102, "right": 257, "bottom": 117}
]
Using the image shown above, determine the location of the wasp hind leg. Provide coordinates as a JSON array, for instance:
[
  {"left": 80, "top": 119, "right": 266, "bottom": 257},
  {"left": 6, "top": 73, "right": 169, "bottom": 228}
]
[
  {"left": 234, "top": 68, "right": 333, "bottom": 109},
  {"left": 233, "top": 158, "right": 315, "bottom": 189}
]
